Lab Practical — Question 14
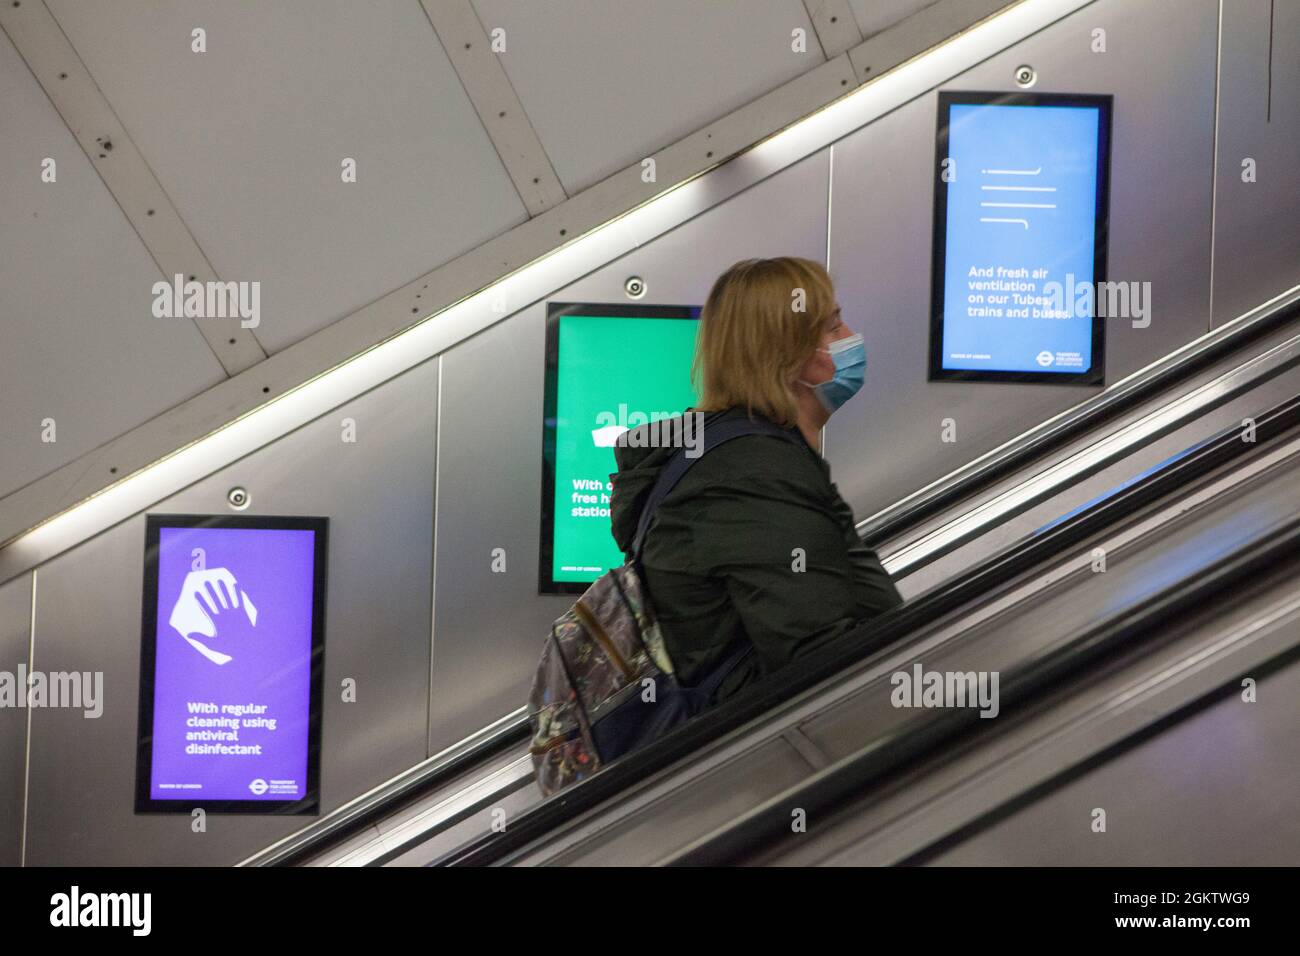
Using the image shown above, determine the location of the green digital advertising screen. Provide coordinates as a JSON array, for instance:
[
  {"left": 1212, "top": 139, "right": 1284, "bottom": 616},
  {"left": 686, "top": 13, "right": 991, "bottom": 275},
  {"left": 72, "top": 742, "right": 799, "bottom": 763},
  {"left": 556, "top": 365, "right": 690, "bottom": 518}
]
[{"left": 540, "top": 302, "right": 700, "bottom": 593}]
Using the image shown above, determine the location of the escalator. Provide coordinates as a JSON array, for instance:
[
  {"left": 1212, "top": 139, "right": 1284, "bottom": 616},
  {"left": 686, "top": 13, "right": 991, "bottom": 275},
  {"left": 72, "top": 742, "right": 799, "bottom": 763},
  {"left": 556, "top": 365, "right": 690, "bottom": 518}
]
[
  {"left": 498, "top": 402, "right": 1300, "bottom": 865},
  {"left": 242, "top": 284, "right": 1300, "bottom": 867}
]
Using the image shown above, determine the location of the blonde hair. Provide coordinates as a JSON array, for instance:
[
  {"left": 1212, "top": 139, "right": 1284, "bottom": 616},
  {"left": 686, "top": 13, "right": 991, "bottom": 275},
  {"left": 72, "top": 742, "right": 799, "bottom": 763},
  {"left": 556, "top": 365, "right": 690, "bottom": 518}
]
[{"left": 692, "top": 257, "right": 837, "bottom": 426}]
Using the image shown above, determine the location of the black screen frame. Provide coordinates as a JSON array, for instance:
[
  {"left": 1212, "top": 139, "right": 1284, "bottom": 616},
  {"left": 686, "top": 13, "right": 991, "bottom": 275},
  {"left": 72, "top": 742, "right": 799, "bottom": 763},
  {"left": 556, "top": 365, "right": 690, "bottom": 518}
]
[
  {"left": 927, "top": 90, "right": 1113, "bottom": 386},
  {"left": 539, "top": 301, "right": 701, "bottom": 595},
  {"left": 135, "top": 513, "right": 329, "bottom": 815}
]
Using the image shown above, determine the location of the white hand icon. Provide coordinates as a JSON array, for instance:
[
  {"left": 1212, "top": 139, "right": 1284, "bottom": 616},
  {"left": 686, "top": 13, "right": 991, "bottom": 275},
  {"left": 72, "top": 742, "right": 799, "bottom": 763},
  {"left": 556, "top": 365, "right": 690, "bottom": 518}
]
[{"left": 168, "top": 568, "right": 257, "bottom": 665}]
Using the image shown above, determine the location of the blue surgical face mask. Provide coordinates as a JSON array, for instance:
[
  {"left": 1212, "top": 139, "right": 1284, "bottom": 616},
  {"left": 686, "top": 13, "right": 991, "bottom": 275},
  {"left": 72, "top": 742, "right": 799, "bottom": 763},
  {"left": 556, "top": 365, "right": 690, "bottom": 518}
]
[{"left": 799, "top": 333, "right": 866, "bottom": 413}]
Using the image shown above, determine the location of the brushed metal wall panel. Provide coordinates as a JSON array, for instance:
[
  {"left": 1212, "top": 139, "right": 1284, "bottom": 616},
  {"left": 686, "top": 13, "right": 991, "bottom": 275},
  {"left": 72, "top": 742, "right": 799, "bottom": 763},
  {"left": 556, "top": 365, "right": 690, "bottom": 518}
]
[
  {"left": 928, "top": 652, "right": 1300, "bottom": 865},
  {"left": 0, "top": 572, "right": 31, "bottom": 866},
  {"left": 429, "top": 153, "right": 830, "bottom": 753},
  {"left": 826, "top": 0, "right": 1220, "bottom": 520},
  {"left": 1211, "top": 0, "right": 1300, "bottom": 326},
  {"left": 23, "top": 360, "right": 437, "bottom": 865}
]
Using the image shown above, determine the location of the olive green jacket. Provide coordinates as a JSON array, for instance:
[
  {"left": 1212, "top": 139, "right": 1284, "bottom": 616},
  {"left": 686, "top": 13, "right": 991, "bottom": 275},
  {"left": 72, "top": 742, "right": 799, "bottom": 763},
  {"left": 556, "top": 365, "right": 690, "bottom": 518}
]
[{"left": 610, "top": 407, "right": 902, "bottom": 702}]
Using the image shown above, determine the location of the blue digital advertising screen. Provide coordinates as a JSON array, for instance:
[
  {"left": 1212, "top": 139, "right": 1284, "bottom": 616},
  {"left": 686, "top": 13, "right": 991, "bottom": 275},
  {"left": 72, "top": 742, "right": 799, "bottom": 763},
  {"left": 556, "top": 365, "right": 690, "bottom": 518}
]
[
  {"left": 135, "top": 514, "right": 328, "bottom": 814},
  {"left": 928, "top": 91, "right": 1112, "bottom": 384},
  {"left": 540, "top": 302, "right": 700, "bottom": 594}
]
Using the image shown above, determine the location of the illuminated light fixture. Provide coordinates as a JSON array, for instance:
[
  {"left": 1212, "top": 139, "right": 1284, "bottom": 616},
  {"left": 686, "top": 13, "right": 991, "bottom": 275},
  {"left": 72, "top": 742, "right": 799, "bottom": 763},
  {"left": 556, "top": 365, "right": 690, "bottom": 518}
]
[{"left": 0, "top": 0, "right": 1095, "bottom": 581}]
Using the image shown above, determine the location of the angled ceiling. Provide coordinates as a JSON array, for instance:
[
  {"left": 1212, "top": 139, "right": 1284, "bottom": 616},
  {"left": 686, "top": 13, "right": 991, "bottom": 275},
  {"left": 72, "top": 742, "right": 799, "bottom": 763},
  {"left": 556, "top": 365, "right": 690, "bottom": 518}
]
[
  {"left": 849, "top": 0, "right": 946, "bottom": 37},
  {"left": 45, "top": 0, "right": 530, "bottom": 354},
  {"left": 0, "top": 0, "right": 1011, "bottom": 531},
  {"left": 0, "top": 24, "right": 225, "bottom": 498},
  {"left": 474, "top": 0, "right": 820, "bottom": 194}
]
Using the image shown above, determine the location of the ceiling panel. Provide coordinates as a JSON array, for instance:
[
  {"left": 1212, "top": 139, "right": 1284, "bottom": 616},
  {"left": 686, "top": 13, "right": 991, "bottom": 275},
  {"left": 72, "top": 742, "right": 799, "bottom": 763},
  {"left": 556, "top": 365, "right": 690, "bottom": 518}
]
[
  {"left": 472, "top": 0, "right": 817, "bottom": 194},
  {"left": 0, "top": 27, "right": 225, "bottom": 500},
  {"left": 848, "top": 0, "right": 944, "bottom": 38},
  {"left": 45, "top": 0, "right": 529, "bottom": 354}
]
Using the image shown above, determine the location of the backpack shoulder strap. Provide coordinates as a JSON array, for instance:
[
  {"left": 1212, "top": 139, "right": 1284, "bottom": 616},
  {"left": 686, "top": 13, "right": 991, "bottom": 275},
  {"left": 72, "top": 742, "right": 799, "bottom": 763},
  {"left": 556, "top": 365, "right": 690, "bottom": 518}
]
[{"left": 630, "top": 413, "right": 799, "bottom": 561}]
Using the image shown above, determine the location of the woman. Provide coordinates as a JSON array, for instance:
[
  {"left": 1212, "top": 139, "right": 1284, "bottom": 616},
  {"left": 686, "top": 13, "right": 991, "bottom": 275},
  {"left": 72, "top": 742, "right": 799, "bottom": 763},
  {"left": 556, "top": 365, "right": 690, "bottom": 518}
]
[{"left": 609, "top": 257, "right": 903, "bottom": 704}]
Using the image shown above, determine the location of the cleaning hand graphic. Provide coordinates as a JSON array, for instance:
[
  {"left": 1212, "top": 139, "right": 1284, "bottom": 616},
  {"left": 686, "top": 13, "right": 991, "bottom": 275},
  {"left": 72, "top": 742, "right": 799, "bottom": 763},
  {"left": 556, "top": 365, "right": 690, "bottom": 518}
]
[
  {"left": 591, "top": 424, "right": 629, "bottom": 447},
  {"left": 168, "top": 568, "right": 258, "bottom": 665}
]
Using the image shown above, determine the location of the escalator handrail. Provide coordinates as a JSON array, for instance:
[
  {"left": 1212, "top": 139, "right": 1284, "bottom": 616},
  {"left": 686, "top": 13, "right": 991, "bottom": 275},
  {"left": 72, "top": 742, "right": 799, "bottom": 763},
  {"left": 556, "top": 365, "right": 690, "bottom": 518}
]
[
  {"left": 239, "top": 707, "right": 529, "bottom": 866},
  {"left": 670, "top": 512, "right": 1300, "bottom": 865},
  {"left": 857, "top": 284, "right": 1300, "bottom": 546},
  {"left": 882, "top": 327, "right": 1300, "bottom": 576},
  {"left": 436, "top": 390, "right": 1300, "bottom": 866}
]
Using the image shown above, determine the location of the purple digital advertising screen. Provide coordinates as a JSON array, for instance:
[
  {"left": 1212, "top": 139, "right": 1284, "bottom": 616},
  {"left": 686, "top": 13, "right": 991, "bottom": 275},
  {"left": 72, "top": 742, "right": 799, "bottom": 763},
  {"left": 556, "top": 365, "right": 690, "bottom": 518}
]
[{"left": 135, "top": 514, "right": 328, "bottom": 814}]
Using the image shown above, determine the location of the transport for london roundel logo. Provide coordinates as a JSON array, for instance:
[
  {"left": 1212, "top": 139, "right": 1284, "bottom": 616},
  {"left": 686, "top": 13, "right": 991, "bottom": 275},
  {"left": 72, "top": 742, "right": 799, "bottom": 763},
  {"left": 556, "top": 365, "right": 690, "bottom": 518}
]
[
  {"left": 248, "top": 778, "right": 269, "bottom": 796},
  {"left": 1036, "top": 350, "right": 1054, "bottom": 367}
]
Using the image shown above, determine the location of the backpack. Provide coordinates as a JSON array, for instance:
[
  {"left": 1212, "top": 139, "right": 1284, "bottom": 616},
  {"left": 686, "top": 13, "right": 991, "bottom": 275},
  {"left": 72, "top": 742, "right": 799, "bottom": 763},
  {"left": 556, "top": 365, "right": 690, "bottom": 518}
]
[{"left": 528, "top": 414, "right": 798, "bottom": 796}]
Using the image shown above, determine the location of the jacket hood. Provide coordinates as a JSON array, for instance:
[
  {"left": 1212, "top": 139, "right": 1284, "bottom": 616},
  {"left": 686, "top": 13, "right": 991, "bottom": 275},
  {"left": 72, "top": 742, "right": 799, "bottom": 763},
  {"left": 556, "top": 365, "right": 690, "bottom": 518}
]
[{"left": 608, "top": 407, "right": 782, "bottom": 556}]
